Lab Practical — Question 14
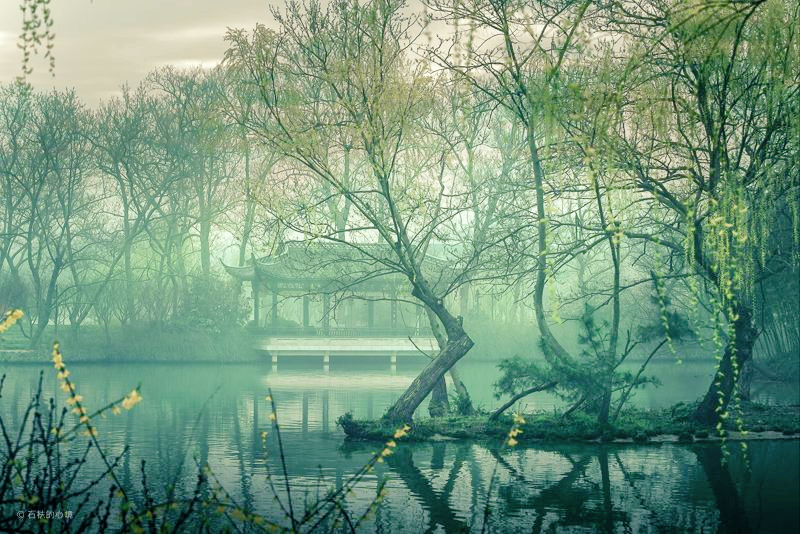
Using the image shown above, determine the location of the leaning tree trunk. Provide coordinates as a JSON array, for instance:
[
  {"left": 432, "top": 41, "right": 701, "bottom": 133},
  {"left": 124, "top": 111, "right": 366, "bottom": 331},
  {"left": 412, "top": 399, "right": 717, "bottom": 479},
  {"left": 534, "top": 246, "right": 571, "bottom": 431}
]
[
  {"left": 384, "top": 332, "right": 474, "bottom": 423},
  {"left": 692, "top": 304, "right": 758, "bottom": 427},
  {"left": 383, "top": 280, "right": 474, "bottom": 423},
  {"left": 425, "top": 305, "right": 451, "bottom": 417},
  {"left": 424, "top": 304, "right": 476, "bottom": 416},
  {"left": 428, "top": 379, "right": 449, "bottom": 417}
]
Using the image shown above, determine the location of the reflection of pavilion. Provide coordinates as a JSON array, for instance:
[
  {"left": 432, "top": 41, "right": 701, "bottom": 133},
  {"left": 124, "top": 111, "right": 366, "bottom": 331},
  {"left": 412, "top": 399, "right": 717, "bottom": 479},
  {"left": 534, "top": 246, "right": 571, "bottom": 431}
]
[{"left": 224, "top": 241, "right": 440, "bottom": 368}]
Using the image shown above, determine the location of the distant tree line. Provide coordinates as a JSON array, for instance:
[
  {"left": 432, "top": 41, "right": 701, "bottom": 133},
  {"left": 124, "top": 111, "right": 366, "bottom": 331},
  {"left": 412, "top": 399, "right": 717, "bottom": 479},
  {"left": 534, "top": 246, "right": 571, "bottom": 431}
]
[{"left": 2, "top": 0, "right": 798, "bottom": 427}]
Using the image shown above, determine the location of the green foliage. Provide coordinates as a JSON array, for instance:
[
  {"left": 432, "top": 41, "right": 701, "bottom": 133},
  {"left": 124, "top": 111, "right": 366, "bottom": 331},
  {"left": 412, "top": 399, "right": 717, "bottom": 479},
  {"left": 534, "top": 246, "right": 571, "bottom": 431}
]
[
  {"left": 177, "top": 277, "right": 248, "bottom": 331},
  {"left": 450, "top": 388, "right": 475, "bottom": 417},
  {"left": 637, "top": 290, "right": 696, "bottom": 344},
  {"left": 494, "top": 355, "right": 548, "bottom": 399},
  {"left": 495, "top": 288, "right": 702, "bottom": 423}
]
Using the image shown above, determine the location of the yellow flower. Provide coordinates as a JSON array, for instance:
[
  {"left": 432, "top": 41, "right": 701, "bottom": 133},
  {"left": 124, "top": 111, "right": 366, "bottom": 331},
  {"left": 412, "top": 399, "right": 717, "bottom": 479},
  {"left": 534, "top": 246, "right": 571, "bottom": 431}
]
[
  {"left": 508, "top": 428, "right": 523, "bottom": 438},
  {"left": 57, "top": 370, "right": 70, "bottom": 379},
  {"left": 231, "top": 508, "right": 248, "bottom": 521},
  {"left": 60, "top": 382, "right": 75, "bottom": 393},
  {"left": 121, "top": 389, "right": 142, "bottom": 410},
  {"left": 66, "top": 395, "right": 84, "bottom": 405},
  {"left": 52, "top": 352, "right": 64, "bottom": 370},
  {"left": 380, "top": 447, "right": 393, "bottom": 457},
  {"left": 269, "top": 412, "right": 277, "bottom": 421},
  {"left": 385, "top": 440, "right": 397, "bottom": 448},
  {"left": 393, "top": 424, "right": 411, "bottom": 439},
  {"left": 79, "top": 415, "right": 90, "bottom": 424},
  {"left": 111, "top": 405, "right": 122, "bottom": 416},
  {"left": 80, "top": 427, "right": 98, "bottom": 437},
  {"left": 512, "top": 413, "right": 526, "bottom": 425},
  {"left": 507, "top": 437, "right": 518, "bottom": 447},
  {"left": 72, "top": 406, "right": 87, "bottom": 415},
  {"left": 0, "top": 309, "right": 23, "bottom": 332},
  {"left": 265, "top": 395, "right": 272, "bottom": 402}
]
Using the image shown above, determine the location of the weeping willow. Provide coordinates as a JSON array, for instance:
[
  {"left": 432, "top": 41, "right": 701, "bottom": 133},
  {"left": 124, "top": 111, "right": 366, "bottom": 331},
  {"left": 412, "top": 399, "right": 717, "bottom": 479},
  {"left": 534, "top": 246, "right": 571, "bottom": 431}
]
[{"left": 635, "top": 0, "right": 799, "bottom": 436}]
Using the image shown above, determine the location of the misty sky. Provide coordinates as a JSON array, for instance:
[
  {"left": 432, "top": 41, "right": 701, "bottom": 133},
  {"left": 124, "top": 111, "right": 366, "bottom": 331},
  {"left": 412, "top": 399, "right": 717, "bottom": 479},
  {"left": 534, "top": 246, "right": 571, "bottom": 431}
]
[{"left": 0, "top": 0, "right": 276, "bottom": 107}]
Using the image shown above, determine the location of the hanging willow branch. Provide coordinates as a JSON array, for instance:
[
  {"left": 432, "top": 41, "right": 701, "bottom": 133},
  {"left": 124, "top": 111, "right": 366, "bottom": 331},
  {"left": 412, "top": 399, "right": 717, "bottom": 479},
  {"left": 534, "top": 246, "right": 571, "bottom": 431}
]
[{"left": 18, "top": 0, "right": 56, "bottom": 77}]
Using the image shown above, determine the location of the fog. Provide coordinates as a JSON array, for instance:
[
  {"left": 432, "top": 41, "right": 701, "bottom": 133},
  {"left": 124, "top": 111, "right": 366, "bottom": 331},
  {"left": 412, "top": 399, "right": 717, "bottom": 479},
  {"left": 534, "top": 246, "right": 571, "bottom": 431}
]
[{"left": 1, "top": 0, "right": 798, "bottom": 532}]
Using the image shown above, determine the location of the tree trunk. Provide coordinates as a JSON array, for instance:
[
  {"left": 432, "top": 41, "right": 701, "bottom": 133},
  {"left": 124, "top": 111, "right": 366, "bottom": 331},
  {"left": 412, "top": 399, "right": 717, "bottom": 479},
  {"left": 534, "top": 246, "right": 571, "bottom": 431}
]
[
  {"left": 200, "top": 217, "right": 211, "bottom": 279},
  {"left": 447, "top": 364, "right": 474, "bottom": 416},
  {"left": 423, "top": 304, "right": 466, "bottom": 416},
  {"left": 489, "top": 381, "right": 557, "bottom": 421},
  {"left": 694, "top": 445, "right": 752, "bottom": 533},
  {"left": 428, "top": 378, "right": 449, "bottom": 417},
  {"left": 692, "top": 304, "right": 758, "bottom": 427},
  {"left": 739, "top": 359, "right": 753, "bottom": 401},
  {"left": 383, "top": 331, "right": 473, "bottom": 423}
]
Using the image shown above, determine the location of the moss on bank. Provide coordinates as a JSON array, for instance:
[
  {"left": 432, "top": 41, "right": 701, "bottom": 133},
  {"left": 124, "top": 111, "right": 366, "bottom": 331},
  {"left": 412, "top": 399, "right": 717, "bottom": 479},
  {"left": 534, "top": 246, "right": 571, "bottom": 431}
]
[{"left": 338, "top": 402, "right": 800, "bottom": 444}]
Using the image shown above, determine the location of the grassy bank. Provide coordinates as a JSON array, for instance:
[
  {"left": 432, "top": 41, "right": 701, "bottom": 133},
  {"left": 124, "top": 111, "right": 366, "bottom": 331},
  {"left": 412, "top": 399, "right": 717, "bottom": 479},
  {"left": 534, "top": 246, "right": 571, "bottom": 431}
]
[
  {"left": 0, "top": 323, "right": 259, "bottom": 363},
  {"left": 338, "top": 401, "right": 800, "bottom": 444}
]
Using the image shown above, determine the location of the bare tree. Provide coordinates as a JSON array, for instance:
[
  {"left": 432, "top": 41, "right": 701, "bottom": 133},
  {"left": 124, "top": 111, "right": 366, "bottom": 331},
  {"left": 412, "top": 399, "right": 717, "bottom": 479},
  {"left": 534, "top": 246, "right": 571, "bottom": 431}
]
[{"left": 224, "top": 0, "right": 494, "bottom": 422}]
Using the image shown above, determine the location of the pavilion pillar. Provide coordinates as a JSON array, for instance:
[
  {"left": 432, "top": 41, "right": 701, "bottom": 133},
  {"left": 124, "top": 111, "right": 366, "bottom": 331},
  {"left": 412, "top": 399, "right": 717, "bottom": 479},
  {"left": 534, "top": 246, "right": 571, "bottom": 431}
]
[
  {"left": 302, "top": 296, "right": 310, "bottom": 327},
  {"left": 271, "top": 291, "right": 278, "bottom": 326},
  {"left": 391, "top": 299, "right": 398, "bottom": 330},
  {"left": 368, "top": 300, "right": 375, "bottom": 329},
  {"left": 322, "top": 294, "right": 330, "bottom": 335},
  {"left": 252, "top": 280, "right": 260, "bottom": 327}
]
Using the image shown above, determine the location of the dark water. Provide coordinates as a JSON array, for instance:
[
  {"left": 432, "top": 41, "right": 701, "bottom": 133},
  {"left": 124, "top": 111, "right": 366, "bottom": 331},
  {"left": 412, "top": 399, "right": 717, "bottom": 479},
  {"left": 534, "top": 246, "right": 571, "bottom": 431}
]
[{"left": 1, "top": 360, "right": 798, "bottom": 533}]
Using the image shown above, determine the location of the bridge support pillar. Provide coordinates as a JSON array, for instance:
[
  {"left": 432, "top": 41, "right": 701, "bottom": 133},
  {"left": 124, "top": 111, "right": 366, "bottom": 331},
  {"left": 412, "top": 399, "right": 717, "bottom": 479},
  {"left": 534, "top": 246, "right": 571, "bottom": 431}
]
[
  {"left": 323, "top": 351, "right": 330, "bottom": 373},
  {"left": 390, "top": 351, "right": 397, "bottom": 374}
]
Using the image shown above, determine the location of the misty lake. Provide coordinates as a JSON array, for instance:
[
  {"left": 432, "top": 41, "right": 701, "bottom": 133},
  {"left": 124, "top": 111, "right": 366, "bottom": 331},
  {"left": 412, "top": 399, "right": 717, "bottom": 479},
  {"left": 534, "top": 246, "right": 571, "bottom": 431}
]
[{"left": 2, "top": 358, "right": 798, "bottom": 533}]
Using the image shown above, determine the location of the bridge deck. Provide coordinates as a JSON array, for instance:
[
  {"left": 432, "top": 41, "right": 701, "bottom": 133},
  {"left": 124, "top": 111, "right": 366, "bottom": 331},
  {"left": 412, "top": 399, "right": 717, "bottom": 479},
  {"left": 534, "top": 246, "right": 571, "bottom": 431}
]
[{"left": 256, "top": 336, "right": 438, "bottom": 357}]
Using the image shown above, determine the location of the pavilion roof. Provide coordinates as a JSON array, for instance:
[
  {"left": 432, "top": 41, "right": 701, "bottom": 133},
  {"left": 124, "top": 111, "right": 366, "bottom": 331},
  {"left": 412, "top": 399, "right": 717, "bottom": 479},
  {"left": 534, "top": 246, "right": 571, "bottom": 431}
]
[{"left": 224, "top": 240, "right": 455, "bottom": 294}]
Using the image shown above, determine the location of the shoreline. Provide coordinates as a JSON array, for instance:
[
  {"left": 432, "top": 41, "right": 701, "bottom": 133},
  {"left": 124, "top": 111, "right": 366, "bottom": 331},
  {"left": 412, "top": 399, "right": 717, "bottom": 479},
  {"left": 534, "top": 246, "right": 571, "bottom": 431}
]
[{"left": 338, "top": 402, "right": 800, "bottom": 445}]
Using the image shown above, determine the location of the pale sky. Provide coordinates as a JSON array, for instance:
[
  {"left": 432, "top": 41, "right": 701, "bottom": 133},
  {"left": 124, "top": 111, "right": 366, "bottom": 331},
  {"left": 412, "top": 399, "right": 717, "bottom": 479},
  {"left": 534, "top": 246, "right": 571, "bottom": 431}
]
[{"left": 0, "top": 0, "right": 276, "bottom": 107}]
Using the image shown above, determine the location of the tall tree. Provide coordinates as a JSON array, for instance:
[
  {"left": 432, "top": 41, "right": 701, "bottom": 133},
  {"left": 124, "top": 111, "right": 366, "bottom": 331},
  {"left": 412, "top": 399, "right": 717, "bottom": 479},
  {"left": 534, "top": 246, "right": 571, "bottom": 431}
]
[
  {"left": 0, "top": 87, "right": 95, "bottom": 346},
  {"left": 225, "top": 0, "right": 491, "bottom": 422},
  {"left": 424, "top": 0, "right": 638, "bottom": 425},
  {"left": 599, "top": 0, "right": 799, "bottom": 426}
]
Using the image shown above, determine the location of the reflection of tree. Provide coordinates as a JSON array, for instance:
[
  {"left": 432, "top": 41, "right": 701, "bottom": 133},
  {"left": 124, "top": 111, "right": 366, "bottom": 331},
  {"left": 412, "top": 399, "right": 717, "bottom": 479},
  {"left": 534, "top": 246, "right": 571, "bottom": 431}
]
[
  {"left": 613, "top": 451, "right": 671, "bottom": 532},
  {"left": 386, "top": 443, "right": 635, "bottom": 532},
  {"left": 487, "top": 447, "right": 635, "bottom": 532},
  {"left": 385, "top": 445, "right": 470, "bottom": 532},
  {"left": 232, "top": 398, "right": 255, "bottom": 514},
  {"left": 694, "top": 445, "right": 751, "bottom": 534},
  {"left": 494, "top": 450, "right": 594, "bottom": 531}
]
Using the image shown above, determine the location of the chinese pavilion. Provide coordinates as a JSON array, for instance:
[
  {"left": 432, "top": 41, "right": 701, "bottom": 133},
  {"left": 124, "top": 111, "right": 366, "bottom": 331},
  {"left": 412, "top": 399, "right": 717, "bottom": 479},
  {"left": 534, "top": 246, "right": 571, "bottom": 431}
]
[{"left": 224, "top": 241, "right": 442, "bottom": 367}]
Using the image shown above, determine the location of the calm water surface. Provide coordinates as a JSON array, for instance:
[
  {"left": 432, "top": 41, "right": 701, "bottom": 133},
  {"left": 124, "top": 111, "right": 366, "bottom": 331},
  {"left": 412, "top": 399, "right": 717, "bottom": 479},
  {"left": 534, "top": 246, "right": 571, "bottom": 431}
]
[{"left": 2, "top": 358, "right": 798, "bottom": 533}]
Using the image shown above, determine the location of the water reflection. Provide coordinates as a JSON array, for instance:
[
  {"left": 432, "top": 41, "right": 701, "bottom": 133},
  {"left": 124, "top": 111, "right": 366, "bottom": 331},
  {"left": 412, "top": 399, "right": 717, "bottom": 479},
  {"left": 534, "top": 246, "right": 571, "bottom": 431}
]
[{"left": 1, "top": 363, "right": 797, "bottom": 532}]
